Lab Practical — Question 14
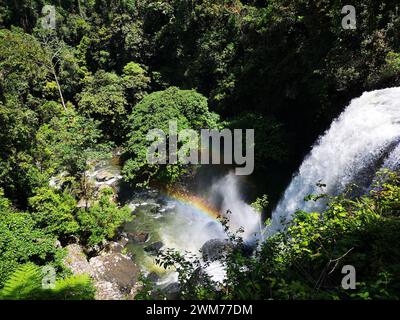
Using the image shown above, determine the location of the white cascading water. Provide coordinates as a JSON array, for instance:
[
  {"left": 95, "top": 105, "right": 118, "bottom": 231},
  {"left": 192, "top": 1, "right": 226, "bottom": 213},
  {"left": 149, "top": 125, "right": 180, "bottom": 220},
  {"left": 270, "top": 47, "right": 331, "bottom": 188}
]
[
  {"left": 209, "top": 173, "right": 261, "bottom": 241},
  {"left": 160, "top": 172, "right": 261, "bottom": 282},
  {"left": 162, "top": 172, "right": 260, "bottom": 252},
  {"left": 271, "top": 87, "right": 400, "bottom": 232}
]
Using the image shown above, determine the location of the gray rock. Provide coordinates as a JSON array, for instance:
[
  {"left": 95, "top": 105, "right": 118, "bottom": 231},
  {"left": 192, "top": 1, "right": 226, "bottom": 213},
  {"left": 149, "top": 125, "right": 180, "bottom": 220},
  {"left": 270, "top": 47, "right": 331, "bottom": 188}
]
[
  {"left": 119, "top": 236, "right": 129, "bottom": 247},
  {"left": 162, "top": 282, "right": 181, "bottom": 300},
  {"left": 94, "top": 280, "right": 125, "bottom": 300},
  {"left": 144, "top": 241, "right": 164, "bottom": 253},
  {"left": 103, "top": 241, "right": 124, "bottom": 254},
  {"left": 89, "top": 253, "right": 139, "bottom": 293},
  {"left": 96, "top": 170, "right": 115, "bottom": 182},
  {"left": 127, "top": 232, "right": 150, "bottom": 243},
  {"left": 147, "top": 272, "right": 160, "bottom": 283},
  {"left": 201, "top": 239, "right": 231, "bottom": 262},
  {"left": 63, "top": 244, "right": 94, "bottom": 277}
]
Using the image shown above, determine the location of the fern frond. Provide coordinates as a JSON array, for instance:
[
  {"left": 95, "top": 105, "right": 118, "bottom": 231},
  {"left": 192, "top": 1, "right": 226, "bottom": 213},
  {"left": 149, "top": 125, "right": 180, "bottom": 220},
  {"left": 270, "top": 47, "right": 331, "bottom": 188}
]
[
  {"left": 51, "top": 274, "right": 95, "bottom": 300},
  {"left": 0, "top": 263, "right": 42, "bottom": 300},
  {"left": 0, "top": 264, "right": 96, "bottom": 300}
]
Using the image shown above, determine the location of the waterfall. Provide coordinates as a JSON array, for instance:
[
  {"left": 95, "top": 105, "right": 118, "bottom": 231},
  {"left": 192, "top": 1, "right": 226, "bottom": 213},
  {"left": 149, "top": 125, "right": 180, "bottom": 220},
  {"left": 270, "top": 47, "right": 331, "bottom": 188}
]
[
  {"left": 161, "top": 172, "right": 261, "bottom": 253},
  {"left": 159, "top": 173, "right": 261, "bottom": 282},
  {"left": 123, "top": 172, "right": 261, "bottom": 284},
  {"left": 271, "top": 87, "right": 400, "bottom": 232}
]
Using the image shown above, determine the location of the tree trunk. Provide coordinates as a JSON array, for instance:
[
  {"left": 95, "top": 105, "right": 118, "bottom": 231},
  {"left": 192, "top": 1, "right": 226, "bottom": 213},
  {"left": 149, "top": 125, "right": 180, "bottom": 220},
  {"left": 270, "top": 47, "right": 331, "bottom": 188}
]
[{"left": 52, "top": 65, "right": 67, "bottom": 111}]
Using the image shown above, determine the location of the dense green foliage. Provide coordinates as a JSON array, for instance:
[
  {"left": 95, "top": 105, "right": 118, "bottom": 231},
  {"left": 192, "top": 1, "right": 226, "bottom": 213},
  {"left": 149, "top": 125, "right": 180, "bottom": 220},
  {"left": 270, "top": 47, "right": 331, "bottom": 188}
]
[
  {"left": 156, "top": 170, "right": 400, "bottom": 300},
  {"left": 0, "top": 263, "right": 95, "bottom": 300},
  {"left": 123, "top": 86, "right": 219, "bottom": 186},
  {"left": 29, "top": 187, "right": 79, "bottom": 239},
  {"left": 77, "top": 188, "right": 132, "bottom": 246},
  {"left": 1, "top": 0, "right": 400, "bottom": 300},
  {"left": 0, "top": 189, "right": 63, "bottom": 285},
  {"left": 3, "top": 0, "right": 400, "bottom": 195}
]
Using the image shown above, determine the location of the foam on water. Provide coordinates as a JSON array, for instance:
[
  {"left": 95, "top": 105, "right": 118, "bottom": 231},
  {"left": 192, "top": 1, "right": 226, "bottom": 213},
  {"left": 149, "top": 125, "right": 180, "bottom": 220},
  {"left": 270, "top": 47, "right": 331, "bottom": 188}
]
[{"left": 271, "top": 87, "right": 400, "bottom": 232}]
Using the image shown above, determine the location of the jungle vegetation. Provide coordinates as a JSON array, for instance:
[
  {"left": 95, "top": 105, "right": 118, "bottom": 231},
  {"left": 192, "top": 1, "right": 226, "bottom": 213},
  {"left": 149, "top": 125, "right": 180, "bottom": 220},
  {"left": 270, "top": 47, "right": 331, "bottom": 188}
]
[{"left": 1, "top": 0, "right": 400, "bottom": 300}]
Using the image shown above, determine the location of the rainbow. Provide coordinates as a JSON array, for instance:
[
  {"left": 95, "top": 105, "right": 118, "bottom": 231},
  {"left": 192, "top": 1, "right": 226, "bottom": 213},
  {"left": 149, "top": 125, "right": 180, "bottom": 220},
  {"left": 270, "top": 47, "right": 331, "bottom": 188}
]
[{"left": 163, "top": 189, "right": 221, "bottom": 221}]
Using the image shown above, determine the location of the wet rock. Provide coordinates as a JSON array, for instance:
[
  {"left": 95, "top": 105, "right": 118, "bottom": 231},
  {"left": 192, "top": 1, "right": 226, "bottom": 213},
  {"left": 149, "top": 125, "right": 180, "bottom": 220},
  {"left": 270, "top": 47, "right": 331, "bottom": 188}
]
[
  {"left": 127, "top": 232, "right": 150, "bottom": 243},
  {"left": 201, "top": 239, "right": 231, "bottom": 262},
  {"left": 103, "top": 241, "right": 124, "bottom": 254},
  {"left": 89, "top": 252, "right": 140, "bottom": 293},
  {"left": 77, "top": 198, "right": 92, "bottom": 209},
  {"left": 162, "top": 282, "right": 181, "bottom": 300},
  {"left": 144, "top": 241, "right": 164, "bottom": 253},
  {"left": 94, "top": 280, "right": 125, "bottom": 300},
  {"left": 63, "top": 244, "right": 94, "bottom": 277},
  {"left": 96, "top": 170, "right": 115, "bottom": 182},
  {"left": 119, "top": 236, "right": 129, "bottom": 247},
  {"left": 147, "top": 272, "right": 160, "bottom": 283},
  {"left": 49, "top": 171, "right": 69, "bottom": 190}
]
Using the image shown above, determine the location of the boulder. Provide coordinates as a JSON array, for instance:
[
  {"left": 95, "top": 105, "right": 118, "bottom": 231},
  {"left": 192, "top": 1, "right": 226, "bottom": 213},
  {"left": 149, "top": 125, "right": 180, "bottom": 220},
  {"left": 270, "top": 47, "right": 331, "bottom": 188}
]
[
  {"left": 94, "top": 280, "right": 125, "bottom": 300},
  {"left": 119, "top": 236, "right": 129, "bottom": 247},
  {"left": 144, "top": 241, "right": 164, "bottom": 253},
  {"left": 201, "top": 239, "right": 231, "bottom": 262},
  {"left": 89, "top": 252, "right": 139, "bottom": 293},
  {"left": 103, "top": 241, "right": 124, "bottom": 254},
  {"left": 96, "top": 170, "right": 115, "bottom": 182},
  {"left": 161, "top": 282, "right": 180, "bottom": 300},
  {"left": 63, "top": 244, "right": 94, "bottom": 277},
  {"left": 127, "top": 232, "right": 150, "bottom": 243}
]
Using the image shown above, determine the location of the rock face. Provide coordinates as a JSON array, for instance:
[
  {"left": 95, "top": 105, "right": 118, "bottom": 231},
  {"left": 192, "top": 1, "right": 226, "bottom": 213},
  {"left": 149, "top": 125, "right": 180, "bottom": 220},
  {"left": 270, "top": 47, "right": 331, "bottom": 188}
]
[
  {"left": 64, "top": 244, "right": 94, "bottom": 277},
  {"left": 201, "top": 239, "right": 231, "bottom": 262},
  {"left": 64, "top": 243, "right": 139, "bottom": 300},
  {"left": 161, "top": 282, "right": 181, "bottom": 300},
  {"left": 96, "top": 170, "right": 116, "bottom": 182},
  {"left": 89, "top": 253, "right": 139, "bottom": 292},
  {"left": 94, "top": 280, "right": 125, "bottom": 300},
  {"left": 77, "top": 198, "right": 92, "bottom": 209},
  {"left": 127, "top": 232, "right": 149, "bottom": 243},
  {"left": 144, "top": 241, "right": 164, "bottom": 254}
]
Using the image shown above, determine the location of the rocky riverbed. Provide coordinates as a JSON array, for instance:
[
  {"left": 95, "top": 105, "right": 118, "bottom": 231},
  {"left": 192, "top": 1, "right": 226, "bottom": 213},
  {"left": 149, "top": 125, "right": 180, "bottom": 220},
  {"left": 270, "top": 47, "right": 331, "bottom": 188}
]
[
  {"left": 59, "top": 156, "right": 254, "bottom": 300},
  {"left": 59, "top": 157, "right": 179, "bottom": 300},
  {"left": 64, "top": 242, "right": 140, "bottom": 300}
]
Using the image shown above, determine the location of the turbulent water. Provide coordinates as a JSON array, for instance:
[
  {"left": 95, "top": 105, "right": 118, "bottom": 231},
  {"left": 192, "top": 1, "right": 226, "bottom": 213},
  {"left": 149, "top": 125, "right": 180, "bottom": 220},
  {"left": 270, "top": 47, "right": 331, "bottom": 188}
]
[
  {"left": 121, "top": 172, "right": 261, "bottom": 284},
  {"left": 271, "top": 87, "right": 400, "bottom": 232},
  {"left": 162, "top": 173, "right": 261, "bottom": 252}
]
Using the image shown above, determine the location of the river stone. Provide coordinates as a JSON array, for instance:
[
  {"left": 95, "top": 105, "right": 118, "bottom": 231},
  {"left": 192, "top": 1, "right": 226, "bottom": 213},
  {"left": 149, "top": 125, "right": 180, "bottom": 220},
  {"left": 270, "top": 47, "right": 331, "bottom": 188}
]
[
  {"left": 103, "top": 241, "right": 124, "bottom": 254},
  {"left": 147, "top": 272, "right": 160, "bottom": 283},
  {"left": 63, "top": 244, "right": 94, "bottom": 277},
  {"left": 119, "top": 236, "right": 129, "bottom": 247},
  {"left": 89, "top": 253, "right": 139, "bottom": 292},
  {"left": 127, "top": 232, "right": 149, "bottom": 243},
  {"left": 161, "top": 282, "right": 181, "bottom": 300},
  {"left": 77, "top": 198, "right": 92, "bottom": 209},
  {"left": 201, "top": 239, "right": 231, "bottom": 262},
  {"left": 96, "top": 170, "right": 115, "bottom": 182},
  {"left": 144, "top": 241, "right": 164, "bottom": 253},
  {"left": 94, "top": 280, "right": 125, "bottom": 300}
]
